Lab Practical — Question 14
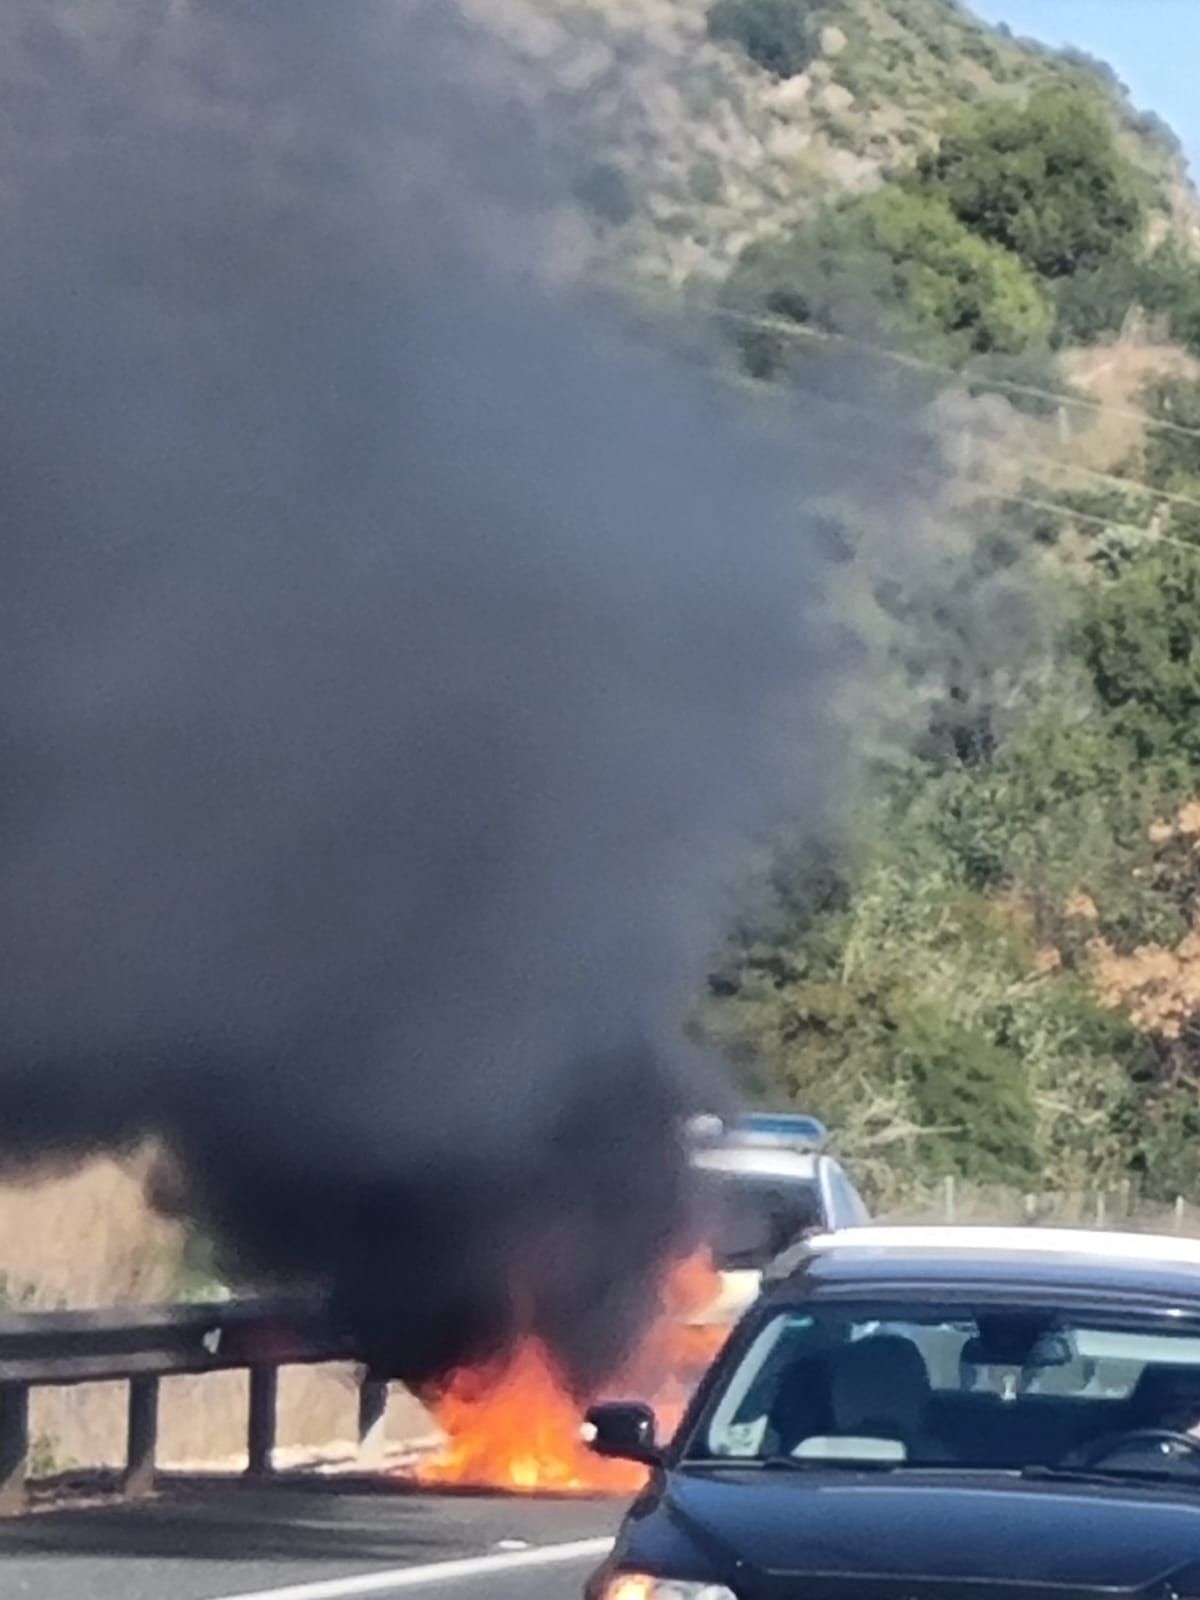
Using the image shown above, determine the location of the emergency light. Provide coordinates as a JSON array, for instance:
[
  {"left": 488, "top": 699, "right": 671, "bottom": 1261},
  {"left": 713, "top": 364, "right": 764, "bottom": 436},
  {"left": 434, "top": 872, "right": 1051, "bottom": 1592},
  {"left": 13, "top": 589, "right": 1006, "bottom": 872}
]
[
  {"left": 731, "top": 1112, "right": 828, "bottom": 1150},
  {"left": 685, "top": 1111, "right": 828, "bottom": 1151}
]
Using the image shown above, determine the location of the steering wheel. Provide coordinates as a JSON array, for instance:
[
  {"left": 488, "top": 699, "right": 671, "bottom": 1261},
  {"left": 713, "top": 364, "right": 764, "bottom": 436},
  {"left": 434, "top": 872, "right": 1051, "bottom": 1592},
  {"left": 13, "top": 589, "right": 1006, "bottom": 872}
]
[{"left": 1081, "top": 1429, "right": 1200, "bottom": 1469}]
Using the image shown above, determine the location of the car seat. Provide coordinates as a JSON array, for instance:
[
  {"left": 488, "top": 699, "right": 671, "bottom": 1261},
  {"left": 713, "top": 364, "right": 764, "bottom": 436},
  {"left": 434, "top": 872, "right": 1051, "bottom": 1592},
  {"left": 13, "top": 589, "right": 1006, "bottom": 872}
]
[{"left": 793, "top": 1335, "right": 932, "bottom": 1461}]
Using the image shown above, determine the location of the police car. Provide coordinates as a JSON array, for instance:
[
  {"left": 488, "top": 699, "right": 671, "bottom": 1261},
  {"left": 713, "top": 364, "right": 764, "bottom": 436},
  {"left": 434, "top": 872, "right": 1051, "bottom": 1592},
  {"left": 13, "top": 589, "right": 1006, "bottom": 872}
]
[{"left": 687, "top": 1113, "right": 870, "bottom": 1325}]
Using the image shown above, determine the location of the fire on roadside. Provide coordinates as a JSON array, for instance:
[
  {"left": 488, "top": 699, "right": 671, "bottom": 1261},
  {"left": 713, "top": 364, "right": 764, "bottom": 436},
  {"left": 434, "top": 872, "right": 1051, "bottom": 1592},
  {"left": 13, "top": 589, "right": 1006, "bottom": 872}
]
[{"left": 411, "top": 1250, "right": 729, "bottom": 1495}]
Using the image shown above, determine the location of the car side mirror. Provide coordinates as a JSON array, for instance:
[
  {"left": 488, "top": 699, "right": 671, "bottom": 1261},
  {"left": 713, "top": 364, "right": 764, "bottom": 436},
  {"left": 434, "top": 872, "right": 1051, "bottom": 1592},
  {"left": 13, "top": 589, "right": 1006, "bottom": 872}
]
[{"left": 583, "top": 1402, "right": 663, "bottom": 1467}]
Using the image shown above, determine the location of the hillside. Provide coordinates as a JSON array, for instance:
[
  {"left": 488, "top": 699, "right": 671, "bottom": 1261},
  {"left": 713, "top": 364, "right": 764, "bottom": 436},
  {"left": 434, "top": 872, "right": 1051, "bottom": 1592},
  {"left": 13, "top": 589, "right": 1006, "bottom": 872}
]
[
  {"left": 464, "top": 0, "right": 1200, "bottom": 286},
  {"left": 454, "top": 0, "right": 1200, "bottom": 1206}
]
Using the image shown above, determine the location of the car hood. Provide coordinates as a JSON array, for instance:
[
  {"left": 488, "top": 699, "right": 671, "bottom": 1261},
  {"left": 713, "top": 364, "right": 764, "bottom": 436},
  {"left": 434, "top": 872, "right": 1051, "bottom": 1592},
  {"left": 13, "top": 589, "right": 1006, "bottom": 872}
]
[{"left": 641, "top": 1469, "right": 1200, "bottom": 1595}]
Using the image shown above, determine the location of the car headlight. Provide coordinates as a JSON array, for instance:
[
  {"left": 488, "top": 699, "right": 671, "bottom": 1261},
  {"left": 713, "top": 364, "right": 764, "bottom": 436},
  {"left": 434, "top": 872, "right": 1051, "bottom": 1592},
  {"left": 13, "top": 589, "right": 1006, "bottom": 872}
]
[{"left": 601, "top": 1577, "right": 737, "bottom": 1600}]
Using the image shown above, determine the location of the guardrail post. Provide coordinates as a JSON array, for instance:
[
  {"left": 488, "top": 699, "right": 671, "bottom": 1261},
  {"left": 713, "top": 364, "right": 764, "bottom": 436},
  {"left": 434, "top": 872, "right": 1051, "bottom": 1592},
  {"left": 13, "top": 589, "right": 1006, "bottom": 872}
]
[
  {"left": 123, "top": 1376, "right": 159, "bottom": 1499},
  {"left": 247, "top": 1366, "right": 278, "bottom": 1477},
  {"left": 0, "top": 1384, "right": 29, "bottom": 1517},
  {"left": 357, "top": 1373, "right": 389, "bottom": 1468}
]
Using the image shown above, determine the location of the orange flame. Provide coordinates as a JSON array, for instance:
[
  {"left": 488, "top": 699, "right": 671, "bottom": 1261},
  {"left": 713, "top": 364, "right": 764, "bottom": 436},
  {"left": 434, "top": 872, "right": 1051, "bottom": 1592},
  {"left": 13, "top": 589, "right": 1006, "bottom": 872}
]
[
  {"left": 412, "top": 1250, "right": 728, "bottom": 1496},
  {"left": 415, "top": 1337, "right": 649, "bottom": 1495}
]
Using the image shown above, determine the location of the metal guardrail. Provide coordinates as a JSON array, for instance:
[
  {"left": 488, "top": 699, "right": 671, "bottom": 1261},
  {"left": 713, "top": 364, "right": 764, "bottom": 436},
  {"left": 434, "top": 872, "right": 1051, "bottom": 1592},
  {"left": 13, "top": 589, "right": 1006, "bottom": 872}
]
[{"left": 0, "top": 1296, "right": 386, "bottom": 1515}]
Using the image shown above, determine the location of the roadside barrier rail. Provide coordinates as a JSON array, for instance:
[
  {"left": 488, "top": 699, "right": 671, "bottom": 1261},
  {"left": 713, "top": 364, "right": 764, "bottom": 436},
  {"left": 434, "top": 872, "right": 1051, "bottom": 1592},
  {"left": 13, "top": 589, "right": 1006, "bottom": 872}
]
[{"left": 0, "top": 1297, "right": 387, "bottom": 1515}]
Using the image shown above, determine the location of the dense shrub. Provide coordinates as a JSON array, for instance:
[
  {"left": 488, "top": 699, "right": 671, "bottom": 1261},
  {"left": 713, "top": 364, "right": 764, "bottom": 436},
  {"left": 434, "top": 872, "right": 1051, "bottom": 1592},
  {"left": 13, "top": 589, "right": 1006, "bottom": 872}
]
[
  {"left": 1051, "top": 254, "right": 1144, "bottom": 346},
  {"left": 1079, "top": 548, "right": 1200, "bottom": 780},
  {"left": 706, "top": 0, "right": 819, "bottom": 78},
  {"left": 1139, "top": 242, "right": 1200, "bottom": 354},
  {"left": 724, "top": 187, "right": 1051, "bottom": 371},
  {"left": 918, "top": 86, "right": 1144, "bottom": 281}
]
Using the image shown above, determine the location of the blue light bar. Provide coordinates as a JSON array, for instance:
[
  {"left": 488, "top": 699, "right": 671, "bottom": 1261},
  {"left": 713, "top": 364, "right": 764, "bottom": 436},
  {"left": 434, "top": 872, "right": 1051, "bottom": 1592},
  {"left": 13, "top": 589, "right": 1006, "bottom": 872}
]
[{"left": 728, "top": 1112, "right": 828, "bottom": 1150}]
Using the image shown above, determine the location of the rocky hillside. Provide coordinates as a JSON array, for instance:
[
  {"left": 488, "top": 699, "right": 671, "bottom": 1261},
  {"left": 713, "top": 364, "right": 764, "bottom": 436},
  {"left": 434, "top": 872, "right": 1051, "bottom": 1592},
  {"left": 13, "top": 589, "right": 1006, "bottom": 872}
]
[{"left": 463, "top": 0, "right": 1199, "bottom": 287}]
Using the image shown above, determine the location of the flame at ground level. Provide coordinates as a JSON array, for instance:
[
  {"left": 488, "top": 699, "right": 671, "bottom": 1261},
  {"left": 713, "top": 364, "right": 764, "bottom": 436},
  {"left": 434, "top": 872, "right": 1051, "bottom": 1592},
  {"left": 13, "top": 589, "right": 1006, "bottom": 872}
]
[
  {"left": 413, "top": 1336, "right": 650, "bottom": 1495},
  {"left": 411, "top": 1251, "right": 728, "bottom": 1495}
]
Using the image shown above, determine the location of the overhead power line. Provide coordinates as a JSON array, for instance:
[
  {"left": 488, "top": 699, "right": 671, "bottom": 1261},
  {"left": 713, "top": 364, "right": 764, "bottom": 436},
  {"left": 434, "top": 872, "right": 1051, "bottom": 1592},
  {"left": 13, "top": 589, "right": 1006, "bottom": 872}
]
[
  {"left": 1016, "top": 450, "right": 1200, "bottom": 517},
  {"left": 739, "top": 352, "right": 1200, "bottom": 557},
  {"left": 617, "top": 283, "right": 1200, "bottom": 447},
  {"left": 987, "top": 492, "right": 1200, "bottom": 556},
  {"left": 708, "top": 303, "right": 1200, "bottom": 445},
  {"left": 614, "top": 281, "right": 1200, "bottom": 556}
]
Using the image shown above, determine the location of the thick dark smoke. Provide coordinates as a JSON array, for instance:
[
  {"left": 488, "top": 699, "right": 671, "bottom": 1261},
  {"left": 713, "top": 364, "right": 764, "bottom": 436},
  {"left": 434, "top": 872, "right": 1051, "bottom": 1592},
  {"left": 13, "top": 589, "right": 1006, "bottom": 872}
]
[{"left": 0, "top": 1, "right": 900, "bottom": 1390}]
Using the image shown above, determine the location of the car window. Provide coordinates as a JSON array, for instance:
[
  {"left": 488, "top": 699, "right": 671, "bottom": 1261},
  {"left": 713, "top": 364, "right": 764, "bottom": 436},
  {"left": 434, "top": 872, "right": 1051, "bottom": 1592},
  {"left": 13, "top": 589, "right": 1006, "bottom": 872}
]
[{"left": 687, "top": 1301, "right": 1200, "bottom": 1476}]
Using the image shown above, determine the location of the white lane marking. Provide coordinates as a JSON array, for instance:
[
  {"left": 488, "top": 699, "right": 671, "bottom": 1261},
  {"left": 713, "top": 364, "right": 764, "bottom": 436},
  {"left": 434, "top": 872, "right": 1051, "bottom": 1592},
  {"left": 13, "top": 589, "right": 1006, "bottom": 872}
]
[{"left": 207, "top": 1535, "right": 613, "bottom": 1600}]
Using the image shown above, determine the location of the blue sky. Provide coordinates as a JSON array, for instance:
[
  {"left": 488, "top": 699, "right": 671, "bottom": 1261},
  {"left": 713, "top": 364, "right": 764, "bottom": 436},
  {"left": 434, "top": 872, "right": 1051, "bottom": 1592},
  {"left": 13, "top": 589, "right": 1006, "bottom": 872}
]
[{"left": 968, "top": 1, "right": 1199, "bottom": 175}]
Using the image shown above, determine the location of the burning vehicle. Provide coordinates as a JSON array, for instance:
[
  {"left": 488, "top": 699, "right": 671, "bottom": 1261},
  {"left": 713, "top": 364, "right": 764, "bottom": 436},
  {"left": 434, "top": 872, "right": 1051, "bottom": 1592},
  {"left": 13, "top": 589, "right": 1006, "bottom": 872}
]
[
  {"left": 410, "top": 1112, "right": 868, "bottom": 1496},
  {"left": 688, "top": 1113, "right": 870, "bottom": 1328}
]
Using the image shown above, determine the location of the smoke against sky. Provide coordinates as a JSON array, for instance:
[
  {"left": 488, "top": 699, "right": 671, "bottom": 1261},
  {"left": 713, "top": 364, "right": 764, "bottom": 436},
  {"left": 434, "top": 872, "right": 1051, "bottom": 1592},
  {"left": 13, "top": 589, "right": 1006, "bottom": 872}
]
[{"left": 0, "top": 1, "right": 929, "bottom": 1387}]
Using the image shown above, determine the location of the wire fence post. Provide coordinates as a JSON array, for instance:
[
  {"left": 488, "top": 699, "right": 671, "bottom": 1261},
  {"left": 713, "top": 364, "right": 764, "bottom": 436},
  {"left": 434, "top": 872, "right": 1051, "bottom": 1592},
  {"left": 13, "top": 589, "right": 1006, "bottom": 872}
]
[
  {"left": 942, "top": 1176, "right": 956, "bottom": 1224},
  {"left": 1176, "top": 1196, "right": 1187, "bottom": 1234}
]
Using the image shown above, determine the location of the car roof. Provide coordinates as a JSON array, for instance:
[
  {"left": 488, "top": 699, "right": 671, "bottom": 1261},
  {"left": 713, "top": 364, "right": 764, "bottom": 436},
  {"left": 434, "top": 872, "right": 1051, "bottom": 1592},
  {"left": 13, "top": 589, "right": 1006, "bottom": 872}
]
[
  {"left": 691, "top": 1146, "right": 819, "bottom": 1180},
  {"left": 809, "top": 1225, "right": 1200, "bottom": 1266},
  {"left": 762, "top": 1224, "right": 1200, "bottom": 1309}
]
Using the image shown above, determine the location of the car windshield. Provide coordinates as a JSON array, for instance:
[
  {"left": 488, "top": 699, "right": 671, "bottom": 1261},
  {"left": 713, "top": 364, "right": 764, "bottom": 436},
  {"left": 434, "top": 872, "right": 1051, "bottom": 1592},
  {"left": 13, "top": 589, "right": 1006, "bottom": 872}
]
[
  {"left": 684, "top": 1300, "right": 1200, "bottom": 1479},
  {"left": 698, "top": 1173, "right": 823, "bottom": 1270}
]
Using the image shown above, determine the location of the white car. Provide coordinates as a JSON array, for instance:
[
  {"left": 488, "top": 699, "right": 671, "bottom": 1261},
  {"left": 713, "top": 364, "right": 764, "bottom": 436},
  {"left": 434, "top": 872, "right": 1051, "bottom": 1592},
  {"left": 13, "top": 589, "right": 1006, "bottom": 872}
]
[{"left": 686, "top": 1113, "right": 870, "bottom": 1325}]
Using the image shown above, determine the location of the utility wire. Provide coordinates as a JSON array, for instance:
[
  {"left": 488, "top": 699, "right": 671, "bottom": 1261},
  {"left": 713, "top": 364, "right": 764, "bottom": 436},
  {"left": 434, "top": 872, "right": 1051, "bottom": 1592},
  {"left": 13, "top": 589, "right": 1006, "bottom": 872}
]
[
  {"left": 615, "top": 284, "right": 1200, "bottom": 555},
  {"left": 618, "top": 284, "right": 1200, "bottom": 446},
  {"left": 708, "top": 302, "right": 1200, "bottom": 445}
]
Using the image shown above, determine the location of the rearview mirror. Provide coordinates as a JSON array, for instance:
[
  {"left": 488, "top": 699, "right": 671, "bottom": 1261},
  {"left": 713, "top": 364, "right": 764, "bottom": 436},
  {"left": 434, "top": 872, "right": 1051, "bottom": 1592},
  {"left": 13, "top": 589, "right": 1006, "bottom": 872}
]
[{"left": 583, "top": 1402, "right": 662, "bottom": 1467}]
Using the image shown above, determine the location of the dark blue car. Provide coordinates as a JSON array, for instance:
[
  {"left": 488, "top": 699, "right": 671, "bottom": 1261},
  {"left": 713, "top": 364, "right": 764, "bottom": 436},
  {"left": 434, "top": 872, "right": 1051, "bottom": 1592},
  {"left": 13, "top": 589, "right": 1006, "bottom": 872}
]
[{"left": 585, "top": 1226, "right": 1200, "bottom": 1600}]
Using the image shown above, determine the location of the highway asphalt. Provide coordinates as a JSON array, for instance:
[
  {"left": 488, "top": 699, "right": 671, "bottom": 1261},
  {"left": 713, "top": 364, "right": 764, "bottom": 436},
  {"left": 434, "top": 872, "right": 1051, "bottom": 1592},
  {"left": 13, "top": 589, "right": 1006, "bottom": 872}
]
[{"left": 0, "top": 1476, "right": 623, "bottom": 1600}]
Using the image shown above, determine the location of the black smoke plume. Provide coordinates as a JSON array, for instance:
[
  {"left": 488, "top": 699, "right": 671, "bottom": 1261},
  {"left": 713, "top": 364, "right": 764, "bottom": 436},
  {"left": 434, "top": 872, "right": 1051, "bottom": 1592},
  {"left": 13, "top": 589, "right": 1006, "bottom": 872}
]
[{"left": 0, "top": 0, "right": 894, "bottom": 1390}]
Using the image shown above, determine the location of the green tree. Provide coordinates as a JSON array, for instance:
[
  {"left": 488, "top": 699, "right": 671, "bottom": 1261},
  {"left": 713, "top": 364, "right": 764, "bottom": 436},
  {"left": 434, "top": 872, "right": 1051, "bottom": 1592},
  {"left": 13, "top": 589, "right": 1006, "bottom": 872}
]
[
  {"left": 889, "top": 1003, "right": 1037, "bottom": 1183},
  {"left": 1079, "top": 547, "right": 1200, "bottom": 780},
  {"left": 918, "top": 86, "right": 1144, "bottom": 283},
  {"left": 1139, "top": 243, "right": 1200, "bottom": 355},
  {"left": 706, "top": 0, "right": 820, "bottom": 78},
  {"left": 725, "top": 188, "right": 1050, "bottom": 373},
  {"left": 1051, "top": 253, "right": 1144, "bottom": 346}
]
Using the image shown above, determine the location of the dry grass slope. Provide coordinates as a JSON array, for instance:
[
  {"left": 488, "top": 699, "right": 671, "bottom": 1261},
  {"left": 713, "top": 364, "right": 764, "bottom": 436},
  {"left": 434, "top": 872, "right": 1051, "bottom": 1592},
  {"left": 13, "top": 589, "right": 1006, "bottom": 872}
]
[{"left": 0, "top": 1158, "right": 432, "bottom": 1473}]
